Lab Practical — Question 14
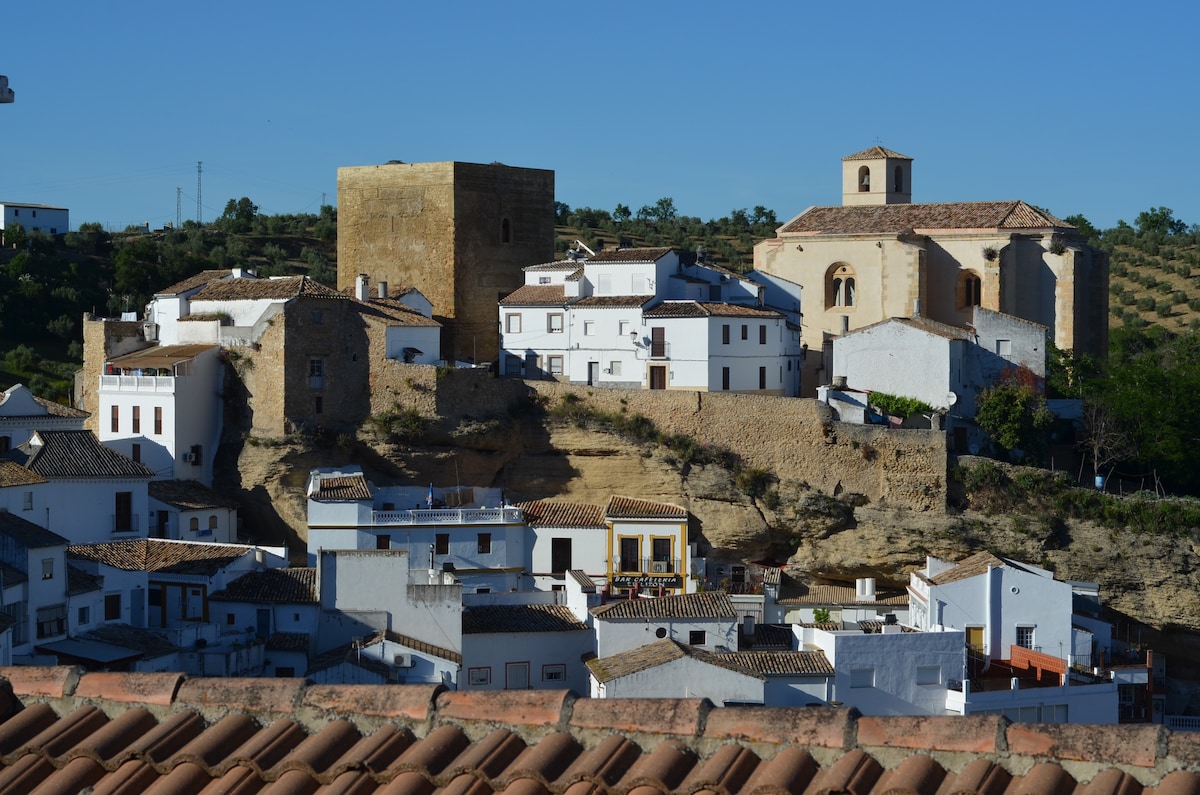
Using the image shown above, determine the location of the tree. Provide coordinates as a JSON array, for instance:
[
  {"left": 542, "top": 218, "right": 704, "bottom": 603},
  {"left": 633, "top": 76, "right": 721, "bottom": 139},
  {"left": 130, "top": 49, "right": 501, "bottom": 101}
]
[
  {"left": 4, "top": 222, "right": 25, "bottom": 249},
  {"left": 975, "top": 369, "right": 1054, "bottom": 463},
  {"left": 1064, "top": 213, "right": 1100, "bottom": 245},
  {"left": 216, "top": 197, "right": 259, "bottom": 233},
  {"left": 554, "top": 201, "right": 571, "bottom": 225},
  {"left": 1135, "top": 206, "right": 1187, "bottom": 237},
  {"left": 612, "top": 203, "right": 631, "bottom": 223},
  {"left": 1079, "top": 400, "right": 1135, "bottom": 484}
]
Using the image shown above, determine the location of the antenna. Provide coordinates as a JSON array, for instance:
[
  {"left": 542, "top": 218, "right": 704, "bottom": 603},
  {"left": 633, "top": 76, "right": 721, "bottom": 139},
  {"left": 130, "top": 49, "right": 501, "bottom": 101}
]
[
  {"left": 176, "top": 187, "right": 182, "bottom": 229},
  {"left": 196, "top": 161, "right": 203, "bottom": 224}
]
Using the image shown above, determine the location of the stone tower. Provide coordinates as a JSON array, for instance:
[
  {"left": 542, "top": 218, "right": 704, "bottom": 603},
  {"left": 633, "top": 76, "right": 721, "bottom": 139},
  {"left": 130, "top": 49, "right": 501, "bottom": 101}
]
[
  {"left": 841, "top": 146, "right": 913, "bottom": 206},
  {"left": 337, "top": 161, "right": 555, "bottom": 365}
]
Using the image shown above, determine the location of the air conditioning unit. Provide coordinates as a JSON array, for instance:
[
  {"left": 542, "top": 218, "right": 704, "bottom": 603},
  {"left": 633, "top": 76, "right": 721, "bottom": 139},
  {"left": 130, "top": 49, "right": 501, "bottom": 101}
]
[
  {"left": 183, "top": 452, "right": 197, "bottom": 463},
  {"left": 652, "top": 561, "right": 669, "bottom": 573},
  {"left": 393, "top": 653, "right": 414, "bottom": 668}
]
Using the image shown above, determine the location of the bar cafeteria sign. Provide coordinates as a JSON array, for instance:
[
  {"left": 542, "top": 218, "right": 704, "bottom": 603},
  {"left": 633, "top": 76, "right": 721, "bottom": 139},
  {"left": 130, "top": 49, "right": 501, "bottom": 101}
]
[{"left": 612, "top": 575, "right": 681, "bottom": 589}]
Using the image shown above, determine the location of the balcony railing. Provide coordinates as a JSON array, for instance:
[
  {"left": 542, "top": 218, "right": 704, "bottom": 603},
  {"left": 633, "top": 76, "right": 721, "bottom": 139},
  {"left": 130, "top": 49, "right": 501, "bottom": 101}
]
[
  {"left": 649, "top": 341, "right": 670, "bottom": 359},
  {"left": 616, "top": 557, "right": 681, "bottom": 574},
  {"left": 371, "top": 507, "right": 524, "bottom": 525},
  {"left": 112, "top": 514, "right": 140, "bottom": 534},
  {"left": 100, "top": 374, "right": 177, "bottom": 393}
]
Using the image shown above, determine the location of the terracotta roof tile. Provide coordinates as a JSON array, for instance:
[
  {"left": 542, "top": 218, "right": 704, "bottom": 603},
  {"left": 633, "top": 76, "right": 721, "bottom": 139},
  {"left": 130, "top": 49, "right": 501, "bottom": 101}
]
[
  {"left": 10, "top": 430, "right": 153, "bottom": 479},
  {"left": 591, "top": 592, "right": 735, "bottom": 620},
  {"left": 843, "top": 146, "right": 913, "bottom": 161},
  {"left": 192, "top": 275, "right": 347, "bottom": 302},
  {"left": 604, "top": 495, "right": 687, "bottom": 520},
  {"left": 382, "top": 630, "right": 462, "bottom": 664},
  {"left": 209, "top": 568, "right": 318, "bottom": 603},
  {"left": 359, "top": 297, "right": 441, "bottom": 327},
  {"left": 0, "top": 511, "right": 69, "bottom": 548},
  {"left": 587, "top": 641, "right": 832, "bottom": 683},
  {"left": 777, "top": 576, "right": 909, "bottom": 606},
  {"left": 499, "top": 285, "right": 571, "bottom": 306},
  {"left": 266, "top": 632, "right": 311, "bottom": 652},
  {"left": 67, "top": 539, "right": 255, "bottom": 575},
  {"left": 67, "top": 563, "right": 102, "bottom": 596},
  {"left": 523, "top": 261, "right": 582, "bottom": 272},
  {"left": 148, "top": 479, "right": 240, "bottom": 510},
  {"left": 309, "top": 473, "right": 372, "bottom": 501},
  {"left": 462, "top": 604, "right": 589, "bottom": 634},
  {"left": 155, "top": 269, "right": 232, "bottom": 296},
  {"left": 715, "top": 650, "right": 834, "bottom": 676},
  {"left": 516, "top": 500, "right": 606, "bottom": 528},
  {"left": 0, "top": 671, "right": 1196, "bottom": 793},
  {"left": 31, "top": 395, "right": 89, "bottom": 419},
  {"left": 643, "top": 301, "right": 783, "bottom": 319},
  {"left": 926, "top": 550, "right": 1020, "bottom": 585},
  {"left": 779, "top": 200, "right": 1072, "bottom": 236},
  {"left": 587, "top": 247, "right": 674, "bottom": 263},
  {"left": 572, "top": 295, "right": 653, "bottom": 308},
  {"left": 107, "top": 343, "right": 219, "bottom": 370}
]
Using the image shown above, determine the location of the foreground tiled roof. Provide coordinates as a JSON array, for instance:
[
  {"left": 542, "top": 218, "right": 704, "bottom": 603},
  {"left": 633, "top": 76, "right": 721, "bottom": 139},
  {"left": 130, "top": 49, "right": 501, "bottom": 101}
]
[
  {"left": 148, "top": 479, "right": 240, "bottom": 511},
  {"left": 498, "top": 285, "right": 570, "bottom": 306},
  {"left": 0, "top": 668, "right": 1194, "bottom": 794},
  {"left": 592, "top": 592, "right": 736, "bottom": 620},
  {"left": 462, "top": 604, "right": 589, "bottom": 634},
  {"left": 585, "top": 639, "right": 750, "bottom": 683},
  {"left": 643, "top": 301, "right": 783, "bottom": 320},
  {"left": 516, "top": 500, "right": 606, "bottom": 528},
  {"left": 11, "top": 430, "right": 153, "bottom": 479},
  {"left": 209, "top": 568, "right": 318, "bottom": 604},
  {"left": 605, "top": 495, "right": 687, "bottom": 520},
  {"left": 192, "top": 275, "right": 347, "bottom": 301},
  {"left": 779, "top": 200, "right": 1072, "bottom": 236},
  {"left": 67, "top": 539, "right": 253, "bottom": 575}
]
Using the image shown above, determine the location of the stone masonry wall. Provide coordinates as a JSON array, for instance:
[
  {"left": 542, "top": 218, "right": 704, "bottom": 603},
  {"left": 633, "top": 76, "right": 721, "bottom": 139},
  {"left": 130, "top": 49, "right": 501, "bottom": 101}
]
[{"left": 77, "top": 315, "right": 152, "bottom": 434}]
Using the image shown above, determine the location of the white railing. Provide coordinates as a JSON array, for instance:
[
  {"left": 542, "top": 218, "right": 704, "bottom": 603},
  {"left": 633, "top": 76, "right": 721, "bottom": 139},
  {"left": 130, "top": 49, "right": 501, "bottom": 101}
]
[
  {"left": 371, "top": 507, "right": 524, "bottom": 525},
  {"left": 100, "top": 374, "right": 177, "bottom": 393},
  {"left": 1167, "top": 715, "right": 1200, "bottom": 732}
]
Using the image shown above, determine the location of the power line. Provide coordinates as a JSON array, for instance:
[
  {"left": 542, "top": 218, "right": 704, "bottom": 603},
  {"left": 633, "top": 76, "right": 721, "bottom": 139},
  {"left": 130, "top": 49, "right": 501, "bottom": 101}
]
[{"left": 196, "top": 161, "right": 203, "bottom": 225}]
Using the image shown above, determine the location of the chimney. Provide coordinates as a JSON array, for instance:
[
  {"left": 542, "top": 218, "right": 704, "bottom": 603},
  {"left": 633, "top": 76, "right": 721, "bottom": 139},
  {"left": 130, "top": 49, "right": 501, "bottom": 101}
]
[
  {"left": 855, "top": 577, "right": 876, "bottom": 602},
  {"left": 355, "top": 274, "right": 370, "bottom": 301},
  {"left": 377, "top": 281, "right": 388, "bottom": 299}
]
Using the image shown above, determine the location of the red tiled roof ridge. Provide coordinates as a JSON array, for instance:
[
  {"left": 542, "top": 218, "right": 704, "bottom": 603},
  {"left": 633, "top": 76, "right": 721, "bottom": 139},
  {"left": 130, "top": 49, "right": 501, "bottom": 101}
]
[{"left": 0, "top": 667, "right": 1195, "bottom": 792}]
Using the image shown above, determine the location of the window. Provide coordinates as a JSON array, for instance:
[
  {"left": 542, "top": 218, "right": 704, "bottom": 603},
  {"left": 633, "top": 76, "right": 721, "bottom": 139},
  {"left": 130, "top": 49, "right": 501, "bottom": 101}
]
[
  {"left": 650, "top": 327, "right": 665, "bottom": 357},
  {"left": 42, "top": 558, "right": 53, "bottom": 580},
  {"left": 505, "top": 355, "right": 522, "bottom": 376},
  {"left": 722, "top": 324, "right": 730, "bottom": 344},
  {"left": 477, "top": 533, "right": 492, "bottom": 554},
  {"left": 190, "top": 517, "right": 199, "bottom": 532},
  {"left": 916, "top": 665, "right": 941, "bottom": 685},
  {"left": 759, "top": 366, "right": 767, "bottom": 390},
  {"left": 0, "top": 436, "right": 9, "bottom": 453},
  {"left": 275, "top": 667, "right": 296, "bottom": 678},
  {"left": 651, "top": 538, "right": 672, "bottom": 572},
  {"left": 543, "top": 664, "right": 566, "bottom": 682},
  {"left": 111, "top": 405, "right": 119, "bottom": 433},
  {"left": 105, "top": 593, "right": 121, "bottom": 621},
  {"left": 132, "top": 406, "right": 141, "bottom": 433},
  {"left": 996, "top": 339, "right": 1012, "bottom": 356},
  {"left": 893, "top": 165, "right": 904, "bottom": 193},
  {"left": 312, "top": 309, "right": 324, "bottom": 325},
  {"left": 78, "top": 606, "right": 90, "bottom": 625},
  {"left": 609, "top": 360, "right": 621, "bottom": 376},
  {"left": 506, "top": 314, "right": 522, "bottom": 334},
  {"left": 435, "top": 533, "right": 449, "bottom": 555},
  {"left": 314, "top": 396, "right": 323, "bottom": 414},
  {"left": 722, "top": 367, "right": 730, "bottom": 390},
  {"left": 689, "top": 630, "right": 706, "bottom": 646},
  {"left": 309, "top": 358, "right": 324, "bottom": 378},
  {"left": 22, "top": 491, "right": 32, "bottom": 511},
  {"left": 376, "top": 534, "right": 390, "bottom": 550},
  {"left": 741, "top": 324, "right": 748, "bottom": 340},
  {"left": 36, "top": 605, "right": 67, "bottom": 639},
  {"left": 227, "top": 613, "right": 236, "bottom": 625},
  {"left": 154, "top": 406, "right": 163, "bottom": 435},
  {"left": 469, "top": 667, "right": 492, "bottom": 686},
  {"left": 960, "top": 272, "right": 982, "bottom": 308},
  {"left": 759, "top": 325, "right": 767, "bottom": 344},
  {"left": 828, "top": 264, "right": 857, "bottom": 309},
  {"left": 547, "top": 313, "right": 564, "bottom": 333},
  {"left": 1016, "top": 626, "right": 1035, "bottom": 650},
  {"left": 858, "top": 165, "right": 870, "bottom": 192},
  {"left": 619, "top": 320, "right": 632, "bottom": 336},
  {"left": 850, "top": 668, "right": 875, "bottom": 688},
  {"left": 547, "top": 356, "right": 563, "bottom": 375},
  {"left": 500, "top": 218, "right": 512, "bottom": 244},
  {"left": 538, "top": 276, "right": 551, "bottom": 285},
  {"left": 551, "top": 538, "right": 572, "bottom": 574},
  {"left": 619, "top": 537, "right": 640, "bottom": 572},
  {"left": 583, "top": 320, "right": 594, "bottom": 336},
  {"left": 114, "top": 492, "right": 133, "bottom": 533},
  {"left": 207, "top": 515, "right": 218, "bottom": 532}
]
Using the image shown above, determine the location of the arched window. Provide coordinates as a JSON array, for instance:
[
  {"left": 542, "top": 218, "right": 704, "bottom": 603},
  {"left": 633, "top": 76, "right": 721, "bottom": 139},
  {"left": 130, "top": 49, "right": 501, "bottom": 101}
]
[
  {"left": 189, "top": 517, "right": 199, "bottom": 532},
  {"left": 208, "top": 515, "right": 218, "bottom": 530},
  {"left": 827, "top": 264, "right": 857, "bottom": 309},
  {"left": 858, "top": 166, "right": 870, "bottom": 192},
  {"left": 500, "top": 217, "right": 512, "bottom": 244},
  {"left": 893, "top": 166, "right": 903, "bottom": 193},
  {"left": 958, "top": 271, "right": 982, "bottom": 309}
]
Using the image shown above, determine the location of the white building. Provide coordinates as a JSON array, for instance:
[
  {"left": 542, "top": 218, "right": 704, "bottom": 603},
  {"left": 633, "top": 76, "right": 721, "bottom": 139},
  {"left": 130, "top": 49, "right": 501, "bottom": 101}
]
[
  {"left": 98, "top": 344, "right": 224, "bottom": 485},
  {"left": 307, "top": 629, "right": 461, "bottom": 687},
  {"left": 0, "top": 202, "right": 68, "bottom": 236},
  {"left": 519, "top": 500, "right": 608, "bottom": 592},
  {"left": 9, "top": 430, "right": 153, "bottom": 544},
  {"left": 207, "top": 567, "right": 319, "bottom": 673},
  {"left": 499, "top": 247, "right": 803, "bottom": 393},
  {"left": 148, "top": 480, "right": 239, "bottom": 543},
  {"left": 771, "top": 575, "right": 910, "bottom": 627},
  {"left": 460, "top": 599, "right": 593, "bottom": 692},
  {"left": 0, "top": 513, "right": 71, "bottom": 662},
  {"left": 0, "top": 383, "right": 88, "bottom": 453},
  {"left": 591, "top": 592, "right": 738, "bottom": 657}
]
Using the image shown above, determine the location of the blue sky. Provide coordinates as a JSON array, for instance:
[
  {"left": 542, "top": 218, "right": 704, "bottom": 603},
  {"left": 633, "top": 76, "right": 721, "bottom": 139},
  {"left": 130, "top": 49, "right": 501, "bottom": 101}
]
[{"left": 3, "top": 1, "right": 1196, "bottom": 233}]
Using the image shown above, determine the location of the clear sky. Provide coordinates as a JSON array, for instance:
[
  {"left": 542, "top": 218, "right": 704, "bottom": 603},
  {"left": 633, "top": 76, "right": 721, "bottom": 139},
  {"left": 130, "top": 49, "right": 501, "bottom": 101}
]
[{"left": 3, "top": 1, "right": 1196, "bottom": 233}]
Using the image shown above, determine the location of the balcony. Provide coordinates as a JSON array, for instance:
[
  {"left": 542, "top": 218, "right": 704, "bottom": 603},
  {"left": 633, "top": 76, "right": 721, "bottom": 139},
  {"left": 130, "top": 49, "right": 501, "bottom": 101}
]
[
  {"left": 617, "top": 557, "right": 681, "bottom": 574},
  {"left": 112, "top": 514, "right": 140, "bottom": 534},
  {"left": 371, "top": 507, "right": 524, "bottom": 525},
  {"left": 649, "top": 341, "right": 670, "bottom": 359},
  {"left": 100, "top": 374, "right": 177, "bottom": 394}
]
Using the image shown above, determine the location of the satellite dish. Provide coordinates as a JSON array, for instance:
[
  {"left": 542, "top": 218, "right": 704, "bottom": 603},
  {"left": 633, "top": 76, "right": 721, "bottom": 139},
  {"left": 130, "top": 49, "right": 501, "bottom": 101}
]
[{"left": 946, "top": 392, "right": 958, "bottom": 406}]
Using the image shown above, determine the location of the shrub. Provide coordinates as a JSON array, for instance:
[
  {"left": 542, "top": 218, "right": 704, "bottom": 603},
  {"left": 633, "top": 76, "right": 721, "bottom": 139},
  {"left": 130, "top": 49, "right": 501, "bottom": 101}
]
[{"left": 868, "top": 391, "right": 934, "bottom": 418}]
